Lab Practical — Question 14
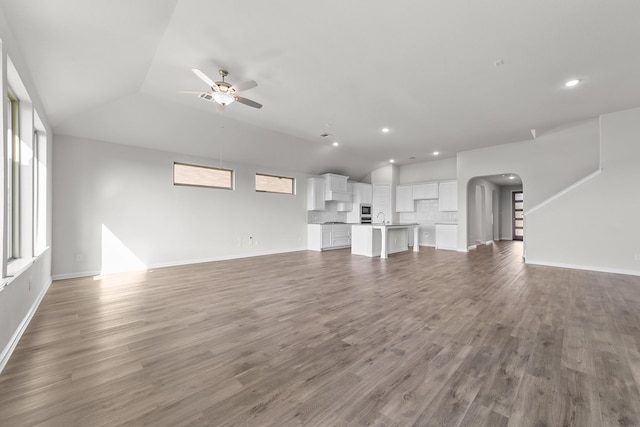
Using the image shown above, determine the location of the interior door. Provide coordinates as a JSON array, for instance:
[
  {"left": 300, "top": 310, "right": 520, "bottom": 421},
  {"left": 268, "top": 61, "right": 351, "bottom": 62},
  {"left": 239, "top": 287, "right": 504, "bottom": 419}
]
[{"left": 512, "top": 191, "right": 524, "bottom": 241}]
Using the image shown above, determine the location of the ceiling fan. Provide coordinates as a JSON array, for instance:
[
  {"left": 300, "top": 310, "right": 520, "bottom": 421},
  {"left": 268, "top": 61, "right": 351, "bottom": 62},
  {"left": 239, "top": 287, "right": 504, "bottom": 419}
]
[{"left": 180, "top": 68, "right": 262, "bottom": 112}]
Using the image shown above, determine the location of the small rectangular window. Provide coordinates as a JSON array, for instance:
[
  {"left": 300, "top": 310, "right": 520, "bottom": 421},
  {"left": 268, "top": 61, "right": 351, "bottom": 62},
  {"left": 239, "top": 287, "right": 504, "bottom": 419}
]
[
  {"left": 174, "top": 162, "right": 233, "bottom": 190},
  {"left": 255, "top": 173, "right": 295, "bottom": 194}
]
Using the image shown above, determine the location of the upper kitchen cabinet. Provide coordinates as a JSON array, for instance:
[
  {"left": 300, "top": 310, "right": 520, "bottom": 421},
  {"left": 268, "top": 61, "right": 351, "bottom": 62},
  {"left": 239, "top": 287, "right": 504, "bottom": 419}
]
[
  {"left": 346, "top": 182, "right": 372, "bottom": 223},
  {"left": 337, "top": 183, "right": 353, "bottom": 212},
  {"left": 307, "top": 177, "right": 326, "bottom": 211},
  {"left": 357, "top": 183, "right": 373, "bottom": 205},
  {"left": 395, "top": 185, "right": 415, "bottom": 212},
  {"left": 412, "top": 182, "right": 438, "bottom": 200},
  {"left": 438, "top": 181, "right": 458, "bottom": 211},
  {"left": 322, "top": 173, "right": 351, "bottom": 202}
]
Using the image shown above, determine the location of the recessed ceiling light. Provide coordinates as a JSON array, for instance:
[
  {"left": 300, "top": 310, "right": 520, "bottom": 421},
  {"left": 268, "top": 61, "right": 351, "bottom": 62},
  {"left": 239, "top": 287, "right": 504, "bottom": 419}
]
[
  {"left": 332, "top": 141, "right": 339, "bottom": 147},
  {"left": 389, "top": 159, "right": 395, "bottom": 163},
  {"left": 565, "top": 79, "right": 580, "bottom": 87},
  {"left": 382, "top": 128, "right": 390, "bottom": 133},
  {"left": 433, "top": 151, "right": 439, "bottom": 156},
  {"left": 509, "top": 176, "right": 515, "bottom": 180}
]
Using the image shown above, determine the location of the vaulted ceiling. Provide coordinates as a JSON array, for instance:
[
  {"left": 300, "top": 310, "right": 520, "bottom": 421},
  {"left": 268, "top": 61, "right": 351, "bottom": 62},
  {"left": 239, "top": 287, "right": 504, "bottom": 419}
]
[{"left": 2, "top": 0, "right": 639, "bottom": 179}]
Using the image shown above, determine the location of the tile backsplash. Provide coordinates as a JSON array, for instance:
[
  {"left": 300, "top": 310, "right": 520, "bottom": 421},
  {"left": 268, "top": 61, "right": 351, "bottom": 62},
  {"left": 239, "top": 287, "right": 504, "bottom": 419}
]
[
  {"left": 399, "top": 199, "right": 458, "bottom": 246},
  {"left": 307, "top": 202, "right": 348, "bottom": 224}
]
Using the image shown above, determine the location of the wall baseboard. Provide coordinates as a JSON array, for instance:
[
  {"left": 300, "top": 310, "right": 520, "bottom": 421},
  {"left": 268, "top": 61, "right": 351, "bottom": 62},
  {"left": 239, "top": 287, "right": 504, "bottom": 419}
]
[
  {"left": 0, "top": 278, "right": 53, "bottom": 373},
  {"left": 526, "top": 259, "right": 640, "bottom": 277},
  {"left": 52, "top": 247, "right": 309, "bottom": 281}
]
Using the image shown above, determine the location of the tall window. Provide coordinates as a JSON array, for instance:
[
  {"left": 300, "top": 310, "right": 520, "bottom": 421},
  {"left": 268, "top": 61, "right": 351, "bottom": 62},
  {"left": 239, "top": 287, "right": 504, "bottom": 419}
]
[{"left": 6, "top": 90, "right": 20, "bottom": 259}]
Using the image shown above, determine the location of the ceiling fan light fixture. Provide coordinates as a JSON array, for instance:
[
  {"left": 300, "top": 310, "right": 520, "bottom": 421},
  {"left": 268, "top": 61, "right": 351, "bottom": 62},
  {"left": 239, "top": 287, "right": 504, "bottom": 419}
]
[{"left": 211, "top": 91, "right": 235, "bottom": 106}]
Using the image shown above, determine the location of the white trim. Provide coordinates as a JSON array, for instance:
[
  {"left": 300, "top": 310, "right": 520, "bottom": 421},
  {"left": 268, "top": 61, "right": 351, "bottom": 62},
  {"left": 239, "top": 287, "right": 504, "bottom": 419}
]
[
  {"left": 526, "top": 169, "right": 602, "bottom": 216},
  {"left": 526, "top": 259, "right": 640, "bottom": 278},
  {"left": 467, "top": 245, "right": 477, "bottom": 250},
  {"left": 456, "top": 249, "right": 469, "bottom": 253},
  {"left": 0, "top": 278, "right": 53, "bottom": 373},
  {"left": 52, "top": 270, "right": 101, "bottom": 280},
  {"left": 52, "top": 247, "right": 309, "bottom": 281}
]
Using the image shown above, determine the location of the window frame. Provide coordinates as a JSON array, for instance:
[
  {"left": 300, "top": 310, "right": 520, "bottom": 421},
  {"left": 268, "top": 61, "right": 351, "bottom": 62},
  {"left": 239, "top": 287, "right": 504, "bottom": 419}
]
[
  {"left": 255, "top": 173, "right": 296, "bottom": 195},
  {"left": 173, "top": 161, "right": 234, "bottom": 190},
  {"left": 7, "top": 89, "right": 20, "bottom": 260}
]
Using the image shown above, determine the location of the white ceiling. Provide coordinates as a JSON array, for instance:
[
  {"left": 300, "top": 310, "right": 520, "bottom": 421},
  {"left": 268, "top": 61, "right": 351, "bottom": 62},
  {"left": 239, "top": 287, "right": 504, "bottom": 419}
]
[{"left": 2, "top": 0, "right": 640, "bottom": 179}]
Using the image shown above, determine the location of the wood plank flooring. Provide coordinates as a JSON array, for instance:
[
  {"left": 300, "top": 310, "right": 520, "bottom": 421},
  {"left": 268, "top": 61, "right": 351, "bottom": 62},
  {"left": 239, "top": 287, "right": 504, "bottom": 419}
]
[{"left": 2, "top": 241, "right": 640, "bottom": 426}]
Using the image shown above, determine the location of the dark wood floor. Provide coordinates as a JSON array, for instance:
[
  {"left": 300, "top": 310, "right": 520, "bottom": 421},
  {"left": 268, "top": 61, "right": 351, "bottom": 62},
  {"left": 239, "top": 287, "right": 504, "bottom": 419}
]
[{"left": 1, "top": 241, "right": 640, "bottom": 426}]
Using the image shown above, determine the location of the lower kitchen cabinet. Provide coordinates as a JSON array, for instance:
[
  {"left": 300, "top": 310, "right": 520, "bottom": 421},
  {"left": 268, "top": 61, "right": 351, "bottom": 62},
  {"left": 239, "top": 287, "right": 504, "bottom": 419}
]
[
  {"left": 435, "top": 223, "right": 458, "bottom": 250},
  {"left": 308, "top": 224, "right": 352, "bottom": 251}
]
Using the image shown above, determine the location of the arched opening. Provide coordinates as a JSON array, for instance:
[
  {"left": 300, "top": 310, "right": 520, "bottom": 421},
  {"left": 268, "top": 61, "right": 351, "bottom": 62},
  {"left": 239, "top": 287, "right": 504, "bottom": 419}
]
[{"left": 466, "top": 174, "right": 524, "bottom": 254}]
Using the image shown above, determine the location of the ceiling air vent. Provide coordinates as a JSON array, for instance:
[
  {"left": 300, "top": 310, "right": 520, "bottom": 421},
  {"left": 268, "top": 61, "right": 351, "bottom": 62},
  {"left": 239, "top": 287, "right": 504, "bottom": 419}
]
[{"left": 199, "top": 93, "right": 214, "bottom": 102}]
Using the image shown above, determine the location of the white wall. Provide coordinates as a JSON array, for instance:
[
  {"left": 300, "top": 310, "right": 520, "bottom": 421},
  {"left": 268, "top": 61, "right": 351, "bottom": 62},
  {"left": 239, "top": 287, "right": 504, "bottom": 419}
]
[
  {"left": 399, "top": 158, "right": 457, "bottom": 184},
  {"left": 526, "top": 108, "right": 640, "bottom": 275},
  {"left": 457, "top": 118, "right": 600, "bottom": 252},
  {"left": 0, "top": 16, "right": 53, "bottom": 371},
  {"left": 467, "top": 178, "right": 500, "bottom": 244},
  {"left": 52, "top": 135, "right": 310, "bottom": 278}
]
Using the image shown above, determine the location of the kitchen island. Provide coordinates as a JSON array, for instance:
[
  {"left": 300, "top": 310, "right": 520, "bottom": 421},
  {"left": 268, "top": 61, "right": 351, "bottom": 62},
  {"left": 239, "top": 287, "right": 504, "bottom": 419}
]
[{"left": 351, "top": 223, "right": 419, "bottom": 258}]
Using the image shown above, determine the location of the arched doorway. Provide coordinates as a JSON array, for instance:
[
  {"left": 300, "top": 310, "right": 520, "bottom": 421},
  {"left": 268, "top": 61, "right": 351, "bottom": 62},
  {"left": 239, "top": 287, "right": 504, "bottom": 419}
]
[{"left": 466, "top": 174, "right": 523, "bottom": 249}]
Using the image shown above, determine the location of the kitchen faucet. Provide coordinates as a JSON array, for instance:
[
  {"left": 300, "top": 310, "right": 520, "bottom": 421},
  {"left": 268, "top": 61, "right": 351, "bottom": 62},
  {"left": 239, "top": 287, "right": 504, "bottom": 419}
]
[{"left": 377, "top": 212, "right": 386, "bottom": 224}]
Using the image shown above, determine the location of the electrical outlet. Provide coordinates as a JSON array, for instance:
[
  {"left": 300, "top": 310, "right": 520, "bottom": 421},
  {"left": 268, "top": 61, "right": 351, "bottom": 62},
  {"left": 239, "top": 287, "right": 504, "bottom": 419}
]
[{"left": 75, "top": 254, "right": 83, "bottom": 262}]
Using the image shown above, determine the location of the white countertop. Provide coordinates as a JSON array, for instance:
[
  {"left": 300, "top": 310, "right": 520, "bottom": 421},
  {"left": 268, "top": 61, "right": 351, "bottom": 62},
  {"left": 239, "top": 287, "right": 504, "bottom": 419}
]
[{"left": 353, "top": 223, "right": 419, "bottom": 228}]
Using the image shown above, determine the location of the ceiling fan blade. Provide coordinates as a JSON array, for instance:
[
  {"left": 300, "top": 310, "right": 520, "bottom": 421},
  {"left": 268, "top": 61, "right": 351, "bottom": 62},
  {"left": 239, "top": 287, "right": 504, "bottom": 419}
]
[
  {"left": 231, "top": 80, "right": 257, "bottom": 92},
  {"left": 191, "top": 68, "right": 220, "bottom": 91},
  {"left": 235, "top": 96, "right": 263, "bottom": 109},
  {"left": 216, "top": 103, "right": 226, "bottom": 112}
]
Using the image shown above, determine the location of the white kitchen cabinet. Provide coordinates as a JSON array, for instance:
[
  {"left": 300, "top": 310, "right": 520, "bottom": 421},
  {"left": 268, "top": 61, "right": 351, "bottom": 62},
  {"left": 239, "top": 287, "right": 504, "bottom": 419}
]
[
  {"left": 345, "top": 182, "right": 372, "bottom": 223},
  {"left": 413, "top": 182, "right": 438, "bottom": 200},
  {"left": 337, "top": 183, "right": 353, "bottom": 212},
  {"left": 331, "top": 225, "right": 351, "bottom": 247},
  {"left": 358, "top": 183, "right": 373, "bottom": 205},
  {"left": 307, "top": 224, "right": 352, "bottom": 251},
  {"left": 435, "top": 223, "right": 458, "bottom": 250},
  {"left": 323, "top": 173, "right": 348, "bottom": 192},
  {"left": 307, "top": 178, "right": 325, "bottom": 211},
  {"left": 395, "top": 185, "right": 415, "bottom": 212},
  {"left": 322, "top": 229, "right": 332, "bottom": 248},
  {"left": 322, "top": 173, "right": 351, "bottom": 201},
  {"left": 438, "top": 181, "right": 458, "bottom": 211},
  {"left": 373, "top": 184, "right": 391, "bottom": 223}
]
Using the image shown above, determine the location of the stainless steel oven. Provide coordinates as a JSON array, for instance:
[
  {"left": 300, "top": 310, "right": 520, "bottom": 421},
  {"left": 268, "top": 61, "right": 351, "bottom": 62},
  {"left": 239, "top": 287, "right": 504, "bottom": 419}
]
[{"left": 360, "top": 204, "right": 372, "bottom": 223}]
